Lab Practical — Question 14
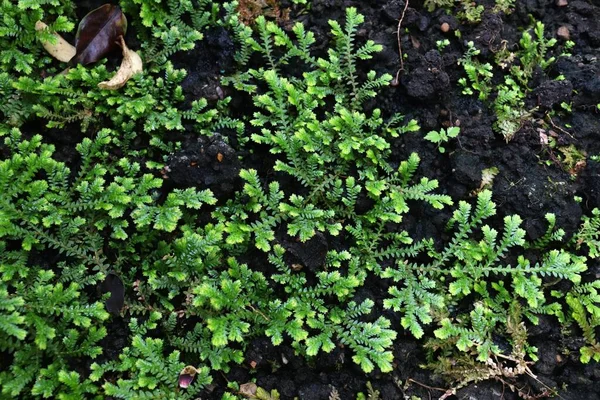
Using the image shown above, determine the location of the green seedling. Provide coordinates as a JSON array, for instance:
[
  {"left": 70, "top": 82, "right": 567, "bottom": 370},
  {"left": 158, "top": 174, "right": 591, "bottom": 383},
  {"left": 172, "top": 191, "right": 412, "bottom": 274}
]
[{"left": 424, "top": 126, "right": 460, "bottom": 153}]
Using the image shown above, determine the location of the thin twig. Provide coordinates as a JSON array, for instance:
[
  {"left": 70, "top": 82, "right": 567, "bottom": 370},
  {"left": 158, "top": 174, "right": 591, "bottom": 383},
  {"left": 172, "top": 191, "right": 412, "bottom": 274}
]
[
  {"left": 407, "top": 378, "right": 447, "bottom": 393},
  {"left": 247, "top": 304, "right": 270, "bottom": 322},
  {"left": 392, "top": 0, "right": 410, "bottom": 86},
  {"left": 546, "top": 115, "right": 575, "bottom": 140}
]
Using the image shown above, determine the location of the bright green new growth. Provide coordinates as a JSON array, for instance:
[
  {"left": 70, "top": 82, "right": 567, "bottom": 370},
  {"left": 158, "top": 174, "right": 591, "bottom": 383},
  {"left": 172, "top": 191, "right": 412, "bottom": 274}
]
[
  {"left": 90, "top": 312, "right": 213, "bottom": 399},
  {"left": 0, "top": 265, "right": 109, "bottom": 398},
  {"left": 573, "top": 208, "right": 600, "bottom": 259},
  {"left": 565, "top": 209, "right": 600, "bottom": 363},
  {"left": 458, "top": 41, "right": 493, "bottom": 100},
  {"left": 119, "top": 0, "right": 217, "bottom": 64},
  {"left": 494, "top": 21, "right": 557, "bottom": 141},
  {"left": 565, "top": 282, "right": 600, "bottom": 363},
  {"left": 425, "top": 0, "right": 514, "bottom": 23},
  {"left": 220, "top": 7, "right": 435, "bottom": 372},
  {"left": 424, "top": 126, "right": 460, "bottom": 153},
  {"left": 419, "top": 191, "right": 588, "bottom": 389},
  {"left": 458, "top": 21, "right": 557, "bottom": 141}
]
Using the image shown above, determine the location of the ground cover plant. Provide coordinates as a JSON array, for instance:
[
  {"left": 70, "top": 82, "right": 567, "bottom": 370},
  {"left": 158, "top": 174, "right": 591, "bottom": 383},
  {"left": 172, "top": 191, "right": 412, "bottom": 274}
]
[{"left": 1, "top": 0, "right": 599, "bottom": 399}]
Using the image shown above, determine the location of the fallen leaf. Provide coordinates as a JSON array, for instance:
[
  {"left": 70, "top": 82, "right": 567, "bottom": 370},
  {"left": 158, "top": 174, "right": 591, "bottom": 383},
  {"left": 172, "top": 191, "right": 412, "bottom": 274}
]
[
  {"left": 178, "top": 366, "right": 198, "bottom": 389},
  {"left": 571, "top": 160, "right": 586, "bottom": 177},
  {"left": 35, "top": 21, "right": 76, "bottom": 62},
  {"left": 410, "top": 35, "right": 420, "bottom": 49},
  {"left": 239, "top": 382, "right": 258, "bottom": 398},
  {"left": 291, "top": 263, "right": 303, "bottom": 271},
  {"left": 539, "top": 130, "right": 549, "bottom": 145},
  {"left": 71, "top": 4, "right": 127, "bottom": 65},
  {"left": 98, "top": 36, "right": 143, "bottom": 90}
]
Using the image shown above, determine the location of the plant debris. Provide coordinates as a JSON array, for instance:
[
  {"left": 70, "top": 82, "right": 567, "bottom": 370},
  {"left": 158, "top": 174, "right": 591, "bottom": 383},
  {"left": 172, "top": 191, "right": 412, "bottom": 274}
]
[
  {"left": 98, "top": 36, "right": 143, "bottom": 90},
  {"left": 71, "top": 4, "right": 127, "bottom": 65},
  {"left": 34, "top": 21, "right": 76, "bottom": 62}
]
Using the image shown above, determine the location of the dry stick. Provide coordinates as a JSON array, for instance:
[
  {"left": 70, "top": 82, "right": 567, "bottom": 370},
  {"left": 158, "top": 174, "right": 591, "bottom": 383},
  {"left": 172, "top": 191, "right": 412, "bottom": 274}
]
[
  {"left": 407, "top": 378, "right": 447, "bottom": 395},
  {"left": 546, "top": 115, "right": 575, "bottom": 140},
  {"left": 392, "top": 0, "right": 410, "bottom": 86}
]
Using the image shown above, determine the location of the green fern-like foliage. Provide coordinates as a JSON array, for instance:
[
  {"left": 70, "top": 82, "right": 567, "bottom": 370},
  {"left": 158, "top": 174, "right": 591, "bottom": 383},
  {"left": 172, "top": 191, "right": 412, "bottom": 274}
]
[
  {"left": 0, "top": 0, "right": 75, "bottom": 75},
  {"left": 1, "top": 2, "right": 598, "bottom": 397},
  {"left": 218, "top": 7, "right": 445, "bottom": 372},
  {"left": 459, "top": 21, "right": 556, "bottom": 141},
  {"left": 411, "top": 191, "right": 587, "bottom": 387},
  {"left": 458, "top": 41, "right": 493, "bottom": 101},
  {"left": 511, "top": 21, "right": 557, "bottom": 87},
  {"left": 0, "top": 128, "right": 214, "bottom": 266},
  {"left": 0, "top": 125, "right": 221, "bottom": 397},
  {"left": 573, "top": 208, "right": 600, "bottom": 258},
  {"left": 382, "top": 190, "right": 585, "bottom": 341},
  {"left": 493, "top": 77, "right": 530, "bottom": 142},
  {"left": 565, "top": 282, "right": 600, "bottom": 363},
  {"left": 90, "top": 312, "right": 212, "bottom": 399},
  {"left": 119, "top": 0, "right": 219, "bottom": 64},
  {"left": 0, "top": 0, "right": 75, "bottom": 128},
  {"left": 0, "top": 267, "right": 108, "bottom": 398}
]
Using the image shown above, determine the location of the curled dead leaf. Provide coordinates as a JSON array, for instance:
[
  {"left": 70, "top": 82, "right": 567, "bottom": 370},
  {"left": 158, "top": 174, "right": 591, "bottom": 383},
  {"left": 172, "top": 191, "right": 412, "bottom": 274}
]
[
  {"left": 98, "top": 36, "right": 142, "bottom": 90},
  {"left": 35, "top": 21, "right": 76, "bottom": 62},
  {"left": 178, "top": 365, "right": 198, "bottom": 389},
  {"left": 239, "top": 382, "right": 258, "bottom": 398}
]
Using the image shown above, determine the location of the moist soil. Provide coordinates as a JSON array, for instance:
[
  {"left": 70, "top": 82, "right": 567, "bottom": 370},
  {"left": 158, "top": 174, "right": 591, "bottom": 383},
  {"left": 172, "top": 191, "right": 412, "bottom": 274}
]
[{"left": 31, "top": 0, "right": 600, "bottom": 399}]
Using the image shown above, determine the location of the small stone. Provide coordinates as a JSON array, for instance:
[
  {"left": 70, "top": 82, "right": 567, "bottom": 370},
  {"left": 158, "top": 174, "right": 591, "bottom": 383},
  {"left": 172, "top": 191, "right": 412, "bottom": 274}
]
[
  {"left": 556, "top": 0, "right": 567, "bottom": 6},
  {"left": 440, "top": 22, "right": 450, "bottom": 33},
  {"left": 418, "top": 16, "right": 430, "bottom": 32},
  {"left": 557, "top": 26, "right": 570, "bottom": 40}
]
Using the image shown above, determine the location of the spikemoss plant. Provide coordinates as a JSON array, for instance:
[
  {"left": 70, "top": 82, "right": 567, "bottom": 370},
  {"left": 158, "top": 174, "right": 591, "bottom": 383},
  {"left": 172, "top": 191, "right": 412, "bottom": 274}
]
[{"left": 0, "top": 2, "right": 599, "bottom": 399}]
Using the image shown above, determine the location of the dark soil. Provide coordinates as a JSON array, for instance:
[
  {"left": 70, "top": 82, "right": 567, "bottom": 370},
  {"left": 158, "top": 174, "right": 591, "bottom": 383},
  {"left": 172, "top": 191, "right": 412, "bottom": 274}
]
[{"left": 38, "top": 0, "right": 600, "bottom": 399}]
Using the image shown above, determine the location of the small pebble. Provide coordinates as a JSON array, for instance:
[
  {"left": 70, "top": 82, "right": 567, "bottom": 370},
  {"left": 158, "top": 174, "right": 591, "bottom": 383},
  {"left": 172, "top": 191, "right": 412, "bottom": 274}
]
[
  {"left": 440, "top": 22, "right": 450, "bottom": 33},
  {"left": 557, "top": 26, "right": 570, "bottom": 40},
  {"left": 556, "top": 0, "right": 568, "bottom": 6},
  {"left": 418, "top": 16, "right": 430, "bottom": 32}
]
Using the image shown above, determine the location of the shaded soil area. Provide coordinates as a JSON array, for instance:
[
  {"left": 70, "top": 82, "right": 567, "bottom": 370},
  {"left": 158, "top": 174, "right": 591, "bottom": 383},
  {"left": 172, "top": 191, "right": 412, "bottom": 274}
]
[{"left": 26, "top": 0, "right": 600, "bottom": 399}]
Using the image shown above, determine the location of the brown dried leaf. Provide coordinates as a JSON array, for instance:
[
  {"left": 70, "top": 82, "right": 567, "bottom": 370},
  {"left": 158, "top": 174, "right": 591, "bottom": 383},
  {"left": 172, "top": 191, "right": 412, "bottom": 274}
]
[
  {"left": 98, "top": 36, "right": 143, "bottom": 90},
  {"left": 239, "top": 382, "right": 258, "bottom": 398},
  {"left": 71, "top": 4, "right": 127, "bottom": 65},
  {"left": 178, "top": 366, "right": 198, "bottom": 389}
]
